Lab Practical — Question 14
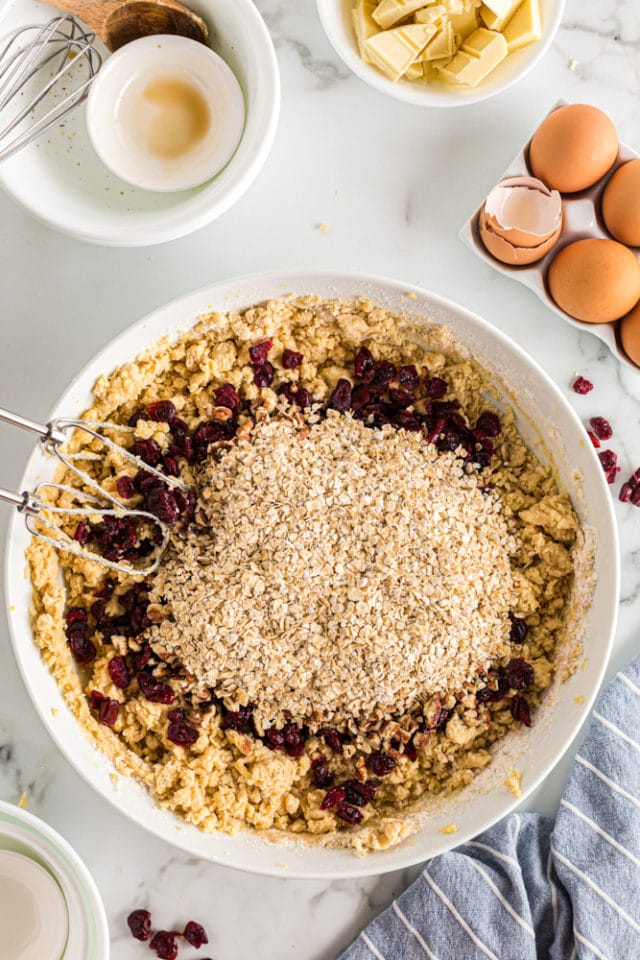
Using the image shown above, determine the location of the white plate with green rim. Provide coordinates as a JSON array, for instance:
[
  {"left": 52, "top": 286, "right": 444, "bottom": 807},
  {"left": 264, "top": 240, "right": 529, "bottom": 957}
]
[{"left": 0, "top": 801, "right": 109, "bottom": 959}]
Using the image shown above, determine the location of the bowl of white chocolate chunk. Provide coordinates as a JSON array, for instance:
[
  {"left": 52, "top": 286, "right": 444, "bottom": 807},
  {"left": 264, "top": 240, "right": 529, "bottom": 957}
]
[{"left": 317, "top": 0, "right": 565, "bottom": 107}]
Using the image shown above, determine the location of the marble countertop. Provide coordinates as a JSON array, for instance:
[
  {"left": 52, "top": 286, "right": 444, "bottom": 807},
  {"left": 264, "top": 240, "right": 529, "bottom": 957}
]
[{"left": 1, "top": 1, "right": 639, "bottom": 956}]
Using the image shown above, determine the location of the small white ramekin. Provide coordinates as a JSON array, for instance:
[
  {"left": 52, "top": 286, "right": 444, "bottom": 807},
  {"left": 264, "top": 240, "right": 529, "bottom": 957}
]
[
  {"left": 86, "top": 34, "right": 244, "bottom": 193},
  {"left": 0, "top": 801, "right": 110, "bottom": 960}
]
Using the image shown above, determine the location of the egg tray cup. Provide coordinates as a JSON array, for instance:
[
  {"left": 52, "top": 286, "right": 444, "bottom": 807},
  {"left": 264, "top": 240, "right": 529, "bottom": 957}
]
[{"left": 459, "top": 99, "right": 640, "bottom": 373}]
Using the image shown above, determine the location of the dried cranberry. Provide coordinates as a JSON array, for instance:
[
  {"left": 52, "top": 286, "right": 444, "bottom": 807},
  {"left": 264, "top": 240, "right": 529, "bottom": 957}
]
[
  {"left": 335, "top": 801, "right": 363, "bottom": 825},
  {"left": 598, "top": 449, "right": 620, "bottom": 484},
  {"left": 144, "top": 487, "right": 180, "bottom": 526},
  {"left": 397, "top": 365, "right": 419, "bottom": 391},
  {"left": 168, "top": 708, "right": 185, "bottom": 723},
  {"left": 509, "top": 615, "right": 528, "bottom": 644},
  {"left": 282, "top": 349, "right": 303, "bottom": 369},
  {"left": 69, "top": 633, "right": 97, "bottom": 665},
  {"left": 328, "top": 379, "right": 352, "bottom": 412},
  {"left": 162, "top": 456, "right": 179, "bottom": 477},
  {"left": 168, "top": 720, "right": 198, "bottom": 746},
  {"left": 95, "top": 579, "right": 115, "bottom": 600},
  {"left": 89, "top": 690, "right": 105, "bottom": 709},
  {"left": 506, "top": 658, "right": 535, "bottom": 691},
  {"left": 108, "top": 656, "right": 130, "bottom": 689},
  {"left": 367, "top": 752, "right": 396, "bottom": 776},
  {"left": 147, "top": 400, "right": 176, "bottom": 423},
  {"left": 137, "top": 672, "right": 175, "bottom": 705},
  {"left": 319, "top": 728, "right": 344, "bottom": 753},
  {"left": 214, "top": 383, "right": 239, "bottom": 409},
  {"left": 369, "top": 360, "right": 396, "bottom": 391},
  {"left": 311, "top": 757, "right": 334, "bottom": 788},
  {"left": 91, "top": 599, "right": 106, "bottom": 621},
  {"left": 116, "top": 476, "right": 135, "bottom": 499},
  {"left": 475, "top": 412, "right": 502, "bottom": 437},
  {"left": 432, "top": 707, "right": 454, "bottom": 731},
  {"left": 590, "top": 416, "right": 612, "bottom": 441},
  {"left": 620, "top": 482, "right": 634, "bottom": 503},
  {"left": 222, "top": 706, "right": 253, "bottom": 733},
  {"left": 424, "top": 377, "right": 448, "bottom": 399},
  {"left": 263, "top": 727, "right": 285, "bottom": 750},
  {"left": 183, "top": 921, "right": 208, "bottom": 948},
  {"left": 476, "top": 676, "right": 509, "bottom": 703},
  {"left": 283, "top": 723, "right": 306, "bottom": 757},
  {"left": 134, "top": 439, "right": 162, "bottom": 466},
  {"left": 253, "top": 362, "right": 275, "bottom": 388},
  {"left": 354, "top": 346, "right": 374, "bottom": 380},
  {"left": 248, "top": 339, "right": 273, "bottom": 365},
  {"left": 132, "top": 645, "right": 152, "bottom": 671},
  {"left": 511, "top": 695, "right": 532, "bottom": 727},
  {"left": 293, "top": 387, "right": 313, "bottom": 409},
  {"left": 320, "top": 785, "right": 346, "bottom": 810},
  {"left": 342, "top": 779, "right": 379, "bottom": 806},
  {"left": 149, "top": 930, "right": 179, "bottom": 960},
  {"left": 350, "top": 384, "right": 372, "bottom": 410},
  {"left": 392, "top": 410, "right": 423, "bottom": 432},
  {"left": 572, "top": 376, "right": 593, "bottom": 395},
  {"left": 587, "top": 431, "right": 601, "bottom": 449},
  {"left": 403, "top": 741, "right": 418, "bottom": 761},
  {"left": 98, "top": 698, "right": 119, "bottom": 727},
  {"left": 389, "top": 388, "right": 415, "bottom": 410},
  {"left": 127, "top": 909, "right": 152, "bottom": 941},
  {"left": 74, "top": 521, "right": 90, "bottom": 545},
  {"left": 65, "top": 607, "right": 87, "bottom": 626}
]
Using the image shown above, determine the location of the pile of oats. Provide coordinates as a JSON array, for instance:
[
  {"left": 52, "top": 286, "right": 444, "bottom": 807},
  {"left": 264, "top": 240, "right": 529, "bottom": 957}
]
[{"left": 147, "top": 411, "right": 517, "bottom": 729}]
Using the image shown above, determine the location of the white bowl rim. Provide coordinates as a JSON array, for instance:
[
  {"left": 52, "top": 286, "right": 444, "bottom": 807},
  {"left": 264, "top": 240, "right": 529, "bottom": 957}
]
[
  {"left": 0, "top": 0, "right": 280, "bottom": 247},
  {"left": 0, "top": 800, "right": 110, "bottom": 959},
  {"left": 4, "top": 268, "right": 619, "bottom": 879},
  {"left": 316, "top": 0, "right": 567, "bottom": 108}
]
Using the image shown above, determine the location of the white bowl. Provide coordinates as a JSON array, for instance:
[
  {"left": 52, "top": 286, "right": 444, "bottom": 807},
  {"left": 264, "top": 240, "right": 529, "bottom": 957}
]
[
  {"left": 0, "top": 801, "right": 110, "bottom": 960},
  {"left": 5, "top": 270, "right": 618, "bottom": 879},
  {"left": 316, "top": 0, "right": 566, "bottom": 107},
  {"left": 0, "top": 0, "right": 279, "bottom": 246},
  {"left": 86, "top": 35, "right": 245, "bottom": 193}
]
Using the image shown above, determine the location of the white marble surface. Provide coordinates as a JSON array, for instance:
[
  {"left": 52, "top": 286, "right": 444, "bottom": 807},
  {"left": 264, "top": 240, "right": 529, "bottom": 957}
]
[{"left": 1, "top": 1, "right": 640, "bottom": 957}]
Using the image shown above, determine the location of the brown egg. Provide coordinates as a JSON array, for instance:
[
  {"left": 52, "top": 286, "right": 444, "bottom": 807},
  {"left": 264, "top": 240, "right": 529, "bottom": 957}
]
[
  {"left": 548, "top": 239, "right": 640, "bottom": 324},
  {"left": 620, "top": 300, "right": 640, "bottom": 366},
  {"left": 602, "top": 160, "right": 640, "bottom": 247},
  {"left": 529, "top": 104, "right": 618, "bottom": 193}
]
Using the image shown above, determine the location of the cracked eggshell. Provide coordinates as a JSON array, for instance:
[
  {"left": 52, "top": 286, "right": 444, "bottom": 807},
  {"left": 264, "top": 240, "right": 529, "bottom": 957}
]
[{"left": 479, "top": 176, "right": 562, "bottom": 266}]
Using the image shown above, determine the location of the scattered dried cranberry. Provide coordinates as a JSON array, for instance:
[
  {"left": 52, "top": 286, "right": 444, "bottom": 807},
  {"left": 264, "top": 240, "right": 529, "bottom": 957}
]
[
  {"left": 620, "top": 482, "right": 634, "bottom": 503},
  {"left": 389, "top": 388, "right": 415, "bottom": 410},
  {"left": 90, "top": 690, "right": 105, "bottom": 710},
  {"left": 598, "top": 449, "right": 620, "bottom": 484},
  {"left": 590, "top": 417, "right": 612, "bottom": 441},
  {"left": 144, "top": 487, "right": 180, "bottom": 526},
  {"left": 183, "top": 921, "right": 208, "bottom": 948},
  {"left": 367, "top": 752, "right": 396, "bottom": 776},
  {"left": 137, "top": 672, "right": 175, "bottom": 705},
  {"left": 620, "top": 468, "right": 640, "bottom": 506},
  {"left": 132, "top": 645, "right": 152, "bottom": 671},
  {"left": 253, "top": 362, "right": 275, "bottom": 388},
  {"left": 282, "top": 349, "right": 303, "bottom": 369},
  {"left": 134, "top": 439, "right": 162, "bottom": 466},
  {"left": 511, "top": 695, "right": 532, "bottom": 727},
  {"left": 354, "top": 346, "right": 374, "bottom": 380},
  {"left": 149, "top": 930, "right": 179, "bottom": 960},
  {"left": 214, "top": 383, "right": 239, "bottom": 410},
  {"left": 587, "top": 431, "right": 601, "bottom": 449},
  {"left": 572, "top": 376, "right": 593, "bottom": 395},
  {"left": 98, "top": 698, "right": 119, "bottom": 727},
  {"left": 328, "top": 379, "right": 352, "bottom": 412},
  {"left": 293, "top": 387, "right": 312, "bottom": 409},
  {"left": 397, "top": 365, "right": 419, "bottom": 391},
  {"left": 509, "top": 615, "right": 528, "bottom": 644},
  {"left": 403, "top": 741, "right": 418, "bottom": 762},
  {"left": 66, "top": 607, "right": 87, "bottom": 625},
  {"left": 74, "top": 521, "right": 90, "bottom": 545},
  {"left": 506, "top": 658, "right": 535, "bottom": 691},
  {"left": 69, "top": 633, "right": 97, "bottom": 665},
  {"left": 147, "top": 400, "right": 176, "bottom": 423},
  {"left": 283, "top": 723, "right": 306, "bottom": 757},
  {"left": 342, "top": 779, "right": 379, "bottom": 806},
  {"left": 335, "top": 801, "right": 363, "bottom": 825},
  {"left": 263, "top": 727, "right": 285, "bottom": 750},
  {"left": 475, "top": 412, "right": 502, "bottom": 437},
  {"left": 248, "top": 339, "right": 273, "bottom": 366},
  {"left": 127, "top": 909, "right": 152, "bottom": 941},
  {"left": 167, "top": 719, "right": 199, "bottom": 746},
  {"left": 311, "top": 757, "right": 334, "bottom": 788},
  {"left": 222, "top": 705, "right": 253, "bottom": 733},
  {"left": 108, "top": 656, "right": 130, "bottom": 689},
  {"left": 116, "top": 476, "right": 135, "bottom": 500},
  {"left": 424, "top": 377, "right": 448, "bottom": 399},
  {"left": 91, "top": 599, "right": 106, "bottom": 621},
  {"left": 162, "top": 456, "right": 179, "bottom": 477},
  {"left": 320, "top": 785, "right": 346, "bottom": 810},
  {"left": 319, "top": 728, "right": 344, "bottom": 753},
  {"left": 369, "top": 360, "right": 396, "bottom": 391}
]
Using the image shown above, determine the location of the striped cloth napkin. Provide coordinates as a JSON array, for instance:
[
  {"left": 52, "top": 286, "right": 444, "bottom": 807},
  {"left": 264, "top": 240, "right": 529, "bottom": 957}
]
[{"left": 340, "top": 658, "right": 640, "bottom": 960}]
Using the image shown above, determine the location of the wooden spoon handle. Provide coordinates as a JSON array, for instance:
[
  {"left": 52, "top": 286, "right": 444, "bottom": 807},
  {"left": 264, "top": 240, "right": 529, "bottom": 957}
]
[{"left": 37, "top": 0, "right": 123, "bottom": 40}]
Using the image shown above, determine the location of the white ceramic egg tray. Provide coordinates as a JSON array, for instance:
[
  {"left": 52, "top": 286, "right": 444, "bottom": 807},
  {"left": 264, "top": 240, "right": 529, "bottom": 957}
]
[{"left": 460, "top": 100, "right": 640, "bottom": 372}]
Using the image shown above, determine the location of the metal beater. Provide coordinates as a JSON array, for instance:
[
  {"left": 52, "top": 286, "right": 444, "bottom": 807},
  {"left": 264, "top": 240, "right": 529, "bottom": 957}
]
[
  {"left": 0, "top": 406, "right": 190, "bottom": 577},
  {"left": 0, "top": 15, "right": 102, "bottom": 162}
]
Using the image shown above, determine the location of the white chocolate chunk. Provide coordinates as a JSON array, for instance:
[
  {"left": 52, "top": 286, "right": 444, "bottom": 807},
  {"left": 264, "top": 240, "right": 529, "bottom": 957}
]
[
  {"left": 423, "top": 22, "right": 454, "bottom": 60},
  {"left": 352, "top": 1, "right": 379, "bottom": 63},
  {"left": 437, "top": 27, "right": 507, "bottom": 85},
  {"left": 448, "top": 8, "right": 478, "bottom": 41},
  {"left": 480, "top": 0, "right": 523, "bottom": 31},
  {"left": 365, "top": 23, "right": 436, "bottom": 81},
  {"left": 404, "top": 60, "right": 425, "bottom": 79},
  {"left": 480, "top": 0, "right": 515, "bottom": 17},
  {"left": 372, "top": 0, "right": 431, "bottom": 30},
  {"left": 414, "top": 4, "right": 447, "bottom": 26},
  {"left": 503, "top": 0, "right": 541, "bottom": 52}
]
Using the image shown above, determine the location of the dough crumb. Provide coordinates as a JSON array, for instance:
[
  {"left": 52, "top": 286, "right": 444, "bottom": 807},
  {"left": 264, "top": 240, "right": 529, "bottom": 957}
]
[
  {"left": 503, "top": 769, "right": 522, "bottom": 799},
  {"left": 439, "top": 823, "right": 458, "bottom": 835},
  {"left": 18, "top": 792, "right": 28, "bottom": 809}
]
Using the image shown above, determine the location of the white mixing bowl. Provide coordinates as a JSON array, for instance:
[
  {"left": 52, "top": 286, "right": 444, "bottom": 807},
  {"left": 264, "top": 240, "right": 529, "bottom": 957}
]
[{"left": 4, "top": 270, "right": 618, "bottom": 879}]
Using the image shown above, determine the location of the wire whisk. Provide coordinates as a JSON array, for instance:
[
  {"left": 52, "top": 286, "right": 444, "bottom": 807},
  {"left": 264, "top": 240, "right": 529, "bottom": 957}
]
[
  {"left": 0, "top": 15, "right": 102, "bottom": 162},
  {"left": 0, "top": 406, "right": 190, "bottom": 577}
]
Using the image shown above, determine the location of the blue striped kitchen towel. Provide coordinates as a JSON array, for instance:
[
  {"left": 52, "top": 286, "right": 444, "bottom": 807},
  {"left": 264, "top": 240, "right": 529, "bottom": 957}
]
[{"left": 340, "top": 657, "right": 640, "bottom": 960}]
